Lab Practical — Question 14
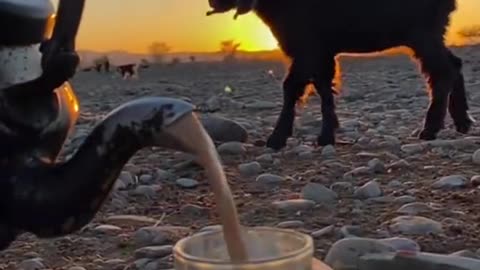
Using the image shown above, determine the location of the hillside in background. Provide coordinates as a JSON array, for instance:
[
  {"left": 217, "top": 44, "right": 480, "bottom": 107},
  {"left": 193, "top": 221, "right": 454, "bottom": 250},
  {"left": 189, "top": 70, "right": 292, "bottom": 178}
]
[{"left": 78, "top": 49, "right": 286, "bottom": 67}]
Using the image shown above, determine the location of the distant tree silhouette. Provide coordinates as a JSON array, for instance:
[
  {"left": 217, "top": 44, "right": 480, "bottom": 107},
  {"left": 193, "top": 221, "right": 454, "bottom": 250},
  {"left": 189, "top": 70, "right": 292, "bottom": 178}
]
[
  {"left": 457, "top": 25, "right": 480, "bottom": 44},
  {"left": 148, "top": 42, "right": 171, "bottom": 63},
  {"left": 189, "top": 55, "right": 196, "bottom": 62},
  {"left": 220, "top": 40, "right": 241, "bottom": 62}
]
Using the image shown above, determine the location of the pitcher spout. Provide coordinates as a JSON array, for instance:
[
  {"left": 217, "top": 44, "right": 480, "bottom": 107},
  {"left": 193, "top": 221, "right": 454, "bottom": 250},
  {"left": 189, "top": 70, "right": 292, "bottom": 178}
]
[{"left": 2, "top": 97, "right": 202, "bottom": 243}]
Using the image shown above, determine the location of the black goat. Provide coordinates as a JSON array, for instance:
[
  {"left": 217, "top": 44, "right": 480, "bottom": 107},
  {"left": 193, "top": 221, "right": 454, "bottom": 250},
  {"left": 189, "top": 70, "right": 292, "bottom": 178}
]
[{"left": 207, "top": 0, "right": 475, "bottom": 150}]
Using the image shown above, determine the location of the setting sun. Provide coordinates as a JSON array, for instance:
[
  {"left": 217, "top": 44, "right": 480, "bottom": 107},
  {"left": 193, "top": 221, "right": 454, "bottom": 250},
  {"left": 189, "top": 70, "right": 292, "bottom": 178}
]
[{"left": 227, "top": 15, "right": 278, "bottom": 51}]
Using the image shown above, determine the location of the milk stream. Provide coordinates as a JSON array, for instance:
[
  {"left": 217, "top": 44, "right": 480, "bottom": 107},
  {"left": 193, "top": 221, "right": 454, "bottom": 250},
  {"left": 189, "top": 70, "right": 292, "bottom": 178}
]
[{"left": 165, "top": 113, "right": 249, "bottom": 262}]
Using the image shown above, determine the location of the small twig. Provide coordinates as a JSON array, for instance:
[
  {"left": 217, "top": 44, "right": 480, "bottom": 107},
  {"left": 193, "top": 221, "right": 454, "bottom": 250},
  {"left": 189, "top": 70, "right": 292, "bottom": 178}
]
[{"left": 154, "top": 213, "right": 167, "bottom": 227}]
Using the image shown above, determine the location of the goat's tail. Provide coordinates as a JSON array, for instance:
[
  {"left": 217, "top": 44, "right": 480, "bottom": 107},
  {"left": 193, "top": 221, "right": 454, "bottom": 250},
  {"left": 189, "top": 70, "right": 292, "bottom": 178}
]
[
  {"left": 298, "top": 84, "right": 316, "bottom": 107},
  {"left": 297, "top": 57, "right": 342, "bottom": 107}
]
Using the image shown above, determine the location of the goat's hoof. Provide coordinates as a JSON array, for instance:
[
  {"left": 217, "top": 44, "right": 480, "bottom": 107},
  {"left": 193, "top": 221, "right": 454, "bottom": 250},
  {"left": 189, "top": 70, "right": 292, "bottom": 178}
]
[
  {"left": 418, "top": 129, "right": 437, "bottom": 141},
  {"left": 317, "top": 134, "right": 336, "bottom": 146},
  {"left": 266, "top": 134, "right": 287, "bottom": 150},
  {"left": 454, "top": 114, "right": 475, "bottom": 134}
]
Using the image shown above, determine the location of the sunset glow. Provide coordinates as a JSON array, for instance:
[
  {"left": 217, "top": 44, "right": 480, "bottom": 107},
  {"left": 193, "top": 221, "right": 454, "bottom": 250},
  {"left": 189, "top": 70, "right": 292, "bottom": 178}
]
[{"left": 52, "top": 0, "right": 480, "bottom": 53}]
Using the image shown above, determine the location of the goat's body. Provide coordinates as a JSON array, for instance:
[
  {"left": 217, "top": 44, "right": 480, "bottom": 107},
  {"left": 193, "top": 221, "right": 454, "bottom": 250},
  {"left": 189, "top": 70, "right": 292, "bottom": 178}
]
[
  {"left": 255, "top": 0, "right": 455, "bottom": 57},
  {"left": 245, "top": 0, "right": 474, "bottom": 149}
]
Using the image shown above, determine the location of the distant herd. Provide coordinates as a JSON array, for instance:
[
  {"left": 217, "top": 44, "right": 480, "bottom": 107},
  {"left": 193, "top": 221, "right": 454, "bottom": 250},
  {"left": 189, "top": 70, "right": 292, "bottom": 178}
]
[{"left": 80, "top": 57, "right": 150, "bottom": 79}]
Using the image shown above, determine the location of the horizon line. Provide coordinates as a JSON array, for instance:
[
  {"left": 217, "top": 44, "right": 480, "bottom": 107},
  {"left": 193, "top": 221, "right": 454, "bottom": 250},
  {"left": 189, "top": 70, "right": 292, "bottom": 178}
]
[{"left": 78, "top": 42, "right": 480, "bottom": 56}]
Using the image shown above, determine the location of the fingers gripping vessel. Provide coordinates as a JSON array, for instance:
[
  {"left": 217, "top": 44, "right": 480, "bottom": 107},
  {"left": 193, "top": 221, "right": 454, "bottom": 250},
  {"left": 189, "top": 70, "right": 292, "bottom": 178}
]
[{"left": 0, "top": 0, "right": 199, "bottom": 250}]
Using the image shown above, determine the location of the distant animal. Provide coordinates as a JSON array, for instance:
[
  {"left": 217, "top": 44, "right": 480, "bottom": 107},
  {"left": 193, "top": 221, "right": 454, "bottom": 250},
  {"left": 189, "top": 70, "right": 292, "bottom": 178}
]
[
  {"left": 116, "top": 63, "right": 138, "bottom": 79},
  {"left": 139, "top": 58, "right": 150, "bottom": 69},
  {"left": 207, "top": 0, "right": 475, "bottom": 150},
  {"left": 93, "top": 56, "right": 110, "bottom": 73}
]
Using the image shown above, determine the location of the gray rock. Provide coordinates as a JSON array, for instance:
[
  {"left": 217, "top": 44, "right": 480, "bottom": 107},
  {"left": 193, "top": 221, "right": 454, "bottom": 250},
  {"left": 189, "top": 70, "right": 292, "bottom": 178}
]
[
  {"left": 17, "top": 258, "right": 46, "bottom": 270},
  {"left": 471, "top": 175, "right": 480, "bottom": 186},
  {"left": 321, "top": 145, "right": 336, "bottom": 157},
  {"left": 118, "top": 171, "right": 136, "bottom": 187},
  {"left": 68, "top": 267, "right": 86, "bottom": 270},
  {"left": 301, "top": 183, "right": 338, "bottom": 203},
  {"left": 293, "top": 145, "right": 314, "bottom": 154},
  {"left": 359, "top": 251, "right": 480, "bottom": 270},
  {"left": 199, "top": 115, "right": 248, "bottom": 143},
  {"left": 134, "top": 226, "right": 190, "bottom": 247},
  {"left": 429, "top": 137, "right": 480, "bottom": 149},
  {"left": 378, "top": 237, "right": 421, "bottom": 252},
  {"left": 450, "top": 250, "right": 480, "bottom": 259},
  {"left": 23, "top": 252, "right": 40, "bottom": 259},
  {"left": 394, "top": 195, "right": 416, "bottom": 204},
  {"left": 388, "top": 159, "right": 411, "bottom": 169},
  {"left": 382, "top": 135, "right": 401, "bottom": 146},
  {"left": 298, "top": 151, "right": 314, "bottom": 160},
  {"left": 368, "top": 158, "right": 386, "bottom": 173},
  {"left": 387, "top": 180, "right": 404, "bottom": 189},
  {"left": 340, "top": 225, "right": 364, "bottom": 238},
  {"left": 273, "top": 159, "right": 282, "bottom": 166},
  {"left": 142, "top": 260, "right": 164, "bottom": 270},
  {"left": 238, "top": 162, "right": 262, "bottom": 177},
  {"left": 155, "top": 169, "right": 176, "bottom": 182},
  {"left": 138, "top": 174, "right": 154, "bottom": 185},
  {"left": 105, "top": 215, "right": 157, "bottom": 227},
  {"left": 176, "top": 178, "right": 199, "bottom": 189},
  {"left": 401, "top": 143, "right": 425, "bottom": 154},
  {"left": 132, "top": 258, "right": 151, "bottom": 269},
  {"left": 366, "top": 196, "right": 394, "bottom": 204},
  {"left": 199, "top": 225, "right": 223, "bottom": 233},
  {"left": 330, "top": 182, "right": 354, "bottom": 194},
  {"left": 344, "top": 167, "right": 371, "bottom": 179},
  {"left": 134, "top": 245, "right": 173, "bottom": 259},
  {"left": 110, "top": 194, "right": 128, "bottom": 209},
  {"left": 133, "top": 185, "right": 161, "bottom": 198},
  {"left": 180, "top": 204, "right": 209, "bottom": 216},
  {"left": 94, "top": 224, "right": 122, "bottom": 234},
  {"left": 272, "top": 199, "right": 315, "bottom": 212},
  {"left": 431, "top": 175, "right": 468, "bottom": 189},
  {"left": 256, "top": 173, "right": 285, "bottom": 185},
  {"left": 473, "top": 149, "right": 480, "bottom": 164},
  {"left": 114, "top": 180, "right": 127, "bottom": 190},
  {"left": 217, "top": 142, "right": 246, "bottom": 155},
  {"left": 355, "top": 180, "right": 382, "bottom": 199},
  {"left": 311, "top": 225, "right": 335, "bottom": 238},
  {"left": 389, "top": 216, "right": 443, "bottom": 235},
  {"left": 396, "top": 202, "right": 434, "bottom": 215},
  {"left": 256, "top": 154, "right": 273, "bottom": 163},
  {"left": 276, "top": 220, "right": 305, "bottom": 228},
  {"left": 341, "top": 119, "right": 363, "bottom": 130},
  {"left": 246, "top": 101, "right": 277, "bottom": 110},
  {"left": 104, "top": 259, "right": 126, "bottom": 268},
  {"left": 324, "top": 238, "right": 395, "bottom": 270}
]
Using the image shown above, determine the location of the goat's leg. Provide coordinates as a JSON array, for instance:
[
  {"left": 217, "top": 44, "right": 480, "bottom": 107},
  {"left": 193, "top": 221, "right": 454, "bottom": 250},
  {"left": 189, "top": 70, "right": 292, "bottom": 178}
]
[
  {"left": 312, "top": 56, "right": 339, "bottom": 146},
  {"left": 266, "top": 60, "right": 309, "bottom": 150},
  {"left": 412, "top": 42, "right": 455, "bottom": 140},
  {"left": 447, "top": 50, "right": 475, "bottom": 133}
]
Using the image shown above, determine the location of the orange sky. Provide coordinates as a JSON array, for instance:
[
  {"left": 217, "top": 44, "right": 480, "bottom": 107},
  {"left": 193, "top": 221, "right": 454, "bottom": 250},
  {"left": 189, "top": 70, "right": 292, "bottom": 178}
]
[{"left": 52, "top": 0, "right": 480, "bottom": 53}]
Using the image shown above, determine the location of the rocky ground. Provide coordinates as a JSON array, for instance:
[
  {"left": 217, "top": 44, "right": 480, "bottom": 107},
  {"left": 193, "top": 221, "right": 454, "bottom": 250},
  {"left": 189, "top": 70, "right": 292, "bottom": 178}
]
[{"left": 2, "top": 45, "right": 480, "bottom": 270}]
